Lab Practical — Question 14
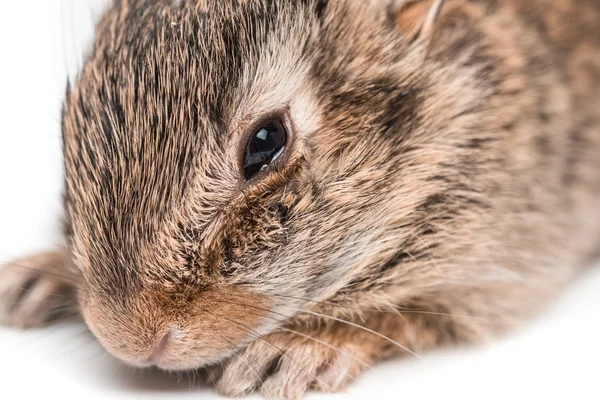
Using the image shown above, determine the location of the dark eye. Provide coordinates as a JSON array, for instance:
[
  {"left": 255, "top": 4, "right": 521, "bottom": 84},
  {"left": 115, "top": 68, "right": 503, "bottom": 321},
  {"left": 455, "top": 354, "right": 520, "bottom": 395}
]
[{"left": 243, "top": 119, "right": 287, "bottom": 180}]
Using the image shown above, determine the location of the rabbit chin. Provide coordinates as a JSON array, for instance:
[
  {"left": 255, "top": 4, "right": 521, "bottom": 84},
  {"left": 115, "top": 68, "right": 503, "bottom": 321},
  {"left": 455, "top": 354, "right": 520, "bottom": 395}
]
[{"left": 105, "top": 339, "right": 236, "bottom": 372}]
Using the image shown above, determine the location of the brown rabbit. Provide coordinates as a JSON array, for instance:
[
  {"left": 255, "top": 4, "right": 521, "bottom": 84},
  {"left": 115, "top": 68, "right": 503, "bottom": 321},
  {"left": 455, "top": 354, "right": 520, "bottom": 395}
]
[{"left": 1, "top": 0, "right": 600, "bottom": 398}]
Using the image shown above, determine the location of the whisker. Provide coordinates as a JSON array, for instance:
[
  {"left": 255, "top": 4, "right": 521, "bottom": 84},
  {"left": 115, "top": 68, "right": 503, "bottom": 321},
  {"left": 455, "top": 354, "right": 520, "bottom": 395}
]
[
  {"left": 271, "top": 293, "right": 391, "bottom": 313},
  {"left": 278, "top": 327, "right": 372, "bottom": 373},
  {"left": 222, "top": 317, "right": 341, "bottom": 396},
  {"left": 209, "top": 298, "right": 415, "bottom": 395},
  {"left": 211, "top": 297, "right": 420, "bottom": 358},
  {"left": 305, "top": 310, "right": 421, "bottom": 359},
  {"left": 204, "top": 310, "right": 265, "bottom": 387},
  {"left": 0, "top": 261, "right": 79, "bottom": 283},
  {"left": 12, "top": 287, "right": 75, "bottom": 302},
  {"left": 27, "top": 304, "right": 78, "bottom": 315},
  {"left": 223, "top": 308, "right": 414, "bottom": 397},
  {"left": 219, "top": 305, "right": 372, "bottom": 376},
  {"left": 215, "top": 307, "right": 365, "bottom": 385},
  {"left": 392, "top": 309, "right": 488, "bottom": 322},
  {"left": 269, "top": 293, "right": 488, "bottom": 322},
  {"left": 205, "top": 359, "right": 227, "bottom": 386}
]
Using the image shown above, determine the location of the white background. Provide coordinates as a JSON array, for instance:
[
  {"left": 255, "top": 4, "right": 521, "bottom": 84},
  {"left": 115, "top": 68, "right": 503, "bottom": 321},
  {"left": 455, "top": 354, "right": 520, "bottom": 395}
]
[{"left": 0, "top": 1, "right": 599, "bottom": 399}]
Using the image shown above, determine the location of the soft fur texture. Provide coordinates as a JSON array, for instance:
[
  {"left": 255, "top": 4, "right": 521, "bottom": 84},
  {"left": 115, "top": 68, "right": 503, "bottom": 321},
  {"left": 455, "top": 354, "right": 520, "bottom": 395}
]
[{"left": 1, "top": 0, "right": 600, "bottom": 398}]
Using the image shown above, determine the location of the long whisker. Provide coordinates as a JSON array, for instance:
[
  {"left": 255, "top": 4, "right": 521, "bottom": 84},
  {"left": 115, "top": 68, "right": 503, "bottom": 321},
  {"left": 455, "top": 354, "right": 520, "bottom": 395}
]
[
  {"left": 271, "top": 293, "right": 393, "bottom": 313},
  {"left": 0, "top": 261, "right": 79, "bottom": 283},
  {"left": 269, "top": 293, "right": 488, "bottom": 322},
  {"left": 7, "top": 301, "right": 78, "bottom": 313},
  {"left": 278, "top": 327, "right": 371, "bottom": 374},
  {"left": 10, "top": 303, "right": 79, "bottom": 314},
  {"left": 205, "top": 360, "right": 225, "bottom": 386},
  {"left": 211, "top": 298, "right": 420, "bottom": 359},
  {"left": 304, "top": 310, "right": 421, "bottom": 359},
  {"left": 222, "top": 317, "right": 340, "bottom": 395},
  {"left": 390, "top": 309, "right": 488, "bottom": 321},
  {"left": 204, "top": 310, "right": 265, "bottom": 387},
  {"left": 12, "top": 286, "right": 75, "bottom": 301},
  {"left": 217, "top": 307, "right": 368, "bottom": 384}
]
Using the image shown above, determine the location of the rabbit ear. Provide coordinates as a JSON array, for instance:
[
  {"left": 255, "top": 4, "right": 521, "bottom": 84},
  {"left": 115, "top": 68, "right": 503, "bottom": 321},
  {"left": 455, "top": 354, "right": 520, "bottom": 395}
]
[{"left": 388, "top": 0, "right": 446, "bottom": 42}]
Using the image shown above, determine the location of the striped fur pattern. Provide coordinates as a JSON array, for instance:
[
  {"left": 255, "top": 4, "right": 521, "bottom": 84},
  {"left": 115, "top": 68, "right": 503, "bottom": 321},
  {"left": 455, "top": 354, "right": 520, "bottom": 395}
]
[{"left": 1, "top": 0, "right": 599, "bottom": 398}]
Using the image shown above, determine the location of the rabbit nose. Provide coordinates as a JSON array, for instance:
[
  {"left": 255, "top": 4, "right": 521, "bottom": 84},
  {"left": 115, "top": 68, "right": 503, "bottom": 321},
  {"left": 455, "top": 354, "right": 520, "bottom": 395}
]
[{"left": 146, "top": 330, "right": 172, "bottom": 363}]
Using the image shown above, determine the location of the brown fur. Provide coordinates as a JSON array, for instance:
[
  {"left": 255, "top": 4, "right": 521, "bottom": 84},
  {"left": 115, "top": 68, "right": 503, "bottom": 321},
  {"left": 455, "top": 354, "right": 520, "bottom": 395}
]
[{"left": 1, "top": 0, "right": 599, "bottom": 398}]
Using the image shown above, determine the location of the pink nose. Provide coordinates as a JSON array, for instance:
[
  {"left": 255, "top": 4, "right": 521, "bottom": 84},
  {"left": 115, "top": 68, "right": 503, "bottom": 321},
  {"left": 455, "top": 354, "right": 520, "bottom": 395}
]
[{"left": 147, "top": 331, "right": 171, "bottom": 363}]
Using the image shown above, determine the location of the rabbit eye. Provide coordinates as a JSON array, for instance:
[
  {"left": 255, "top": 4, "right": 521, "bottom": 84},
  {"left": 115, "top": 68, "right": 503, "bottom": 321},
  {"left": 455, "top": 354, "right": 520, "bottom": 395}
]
[{"left": 243, "top": 119, "right": 287, "bottom": 180}]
